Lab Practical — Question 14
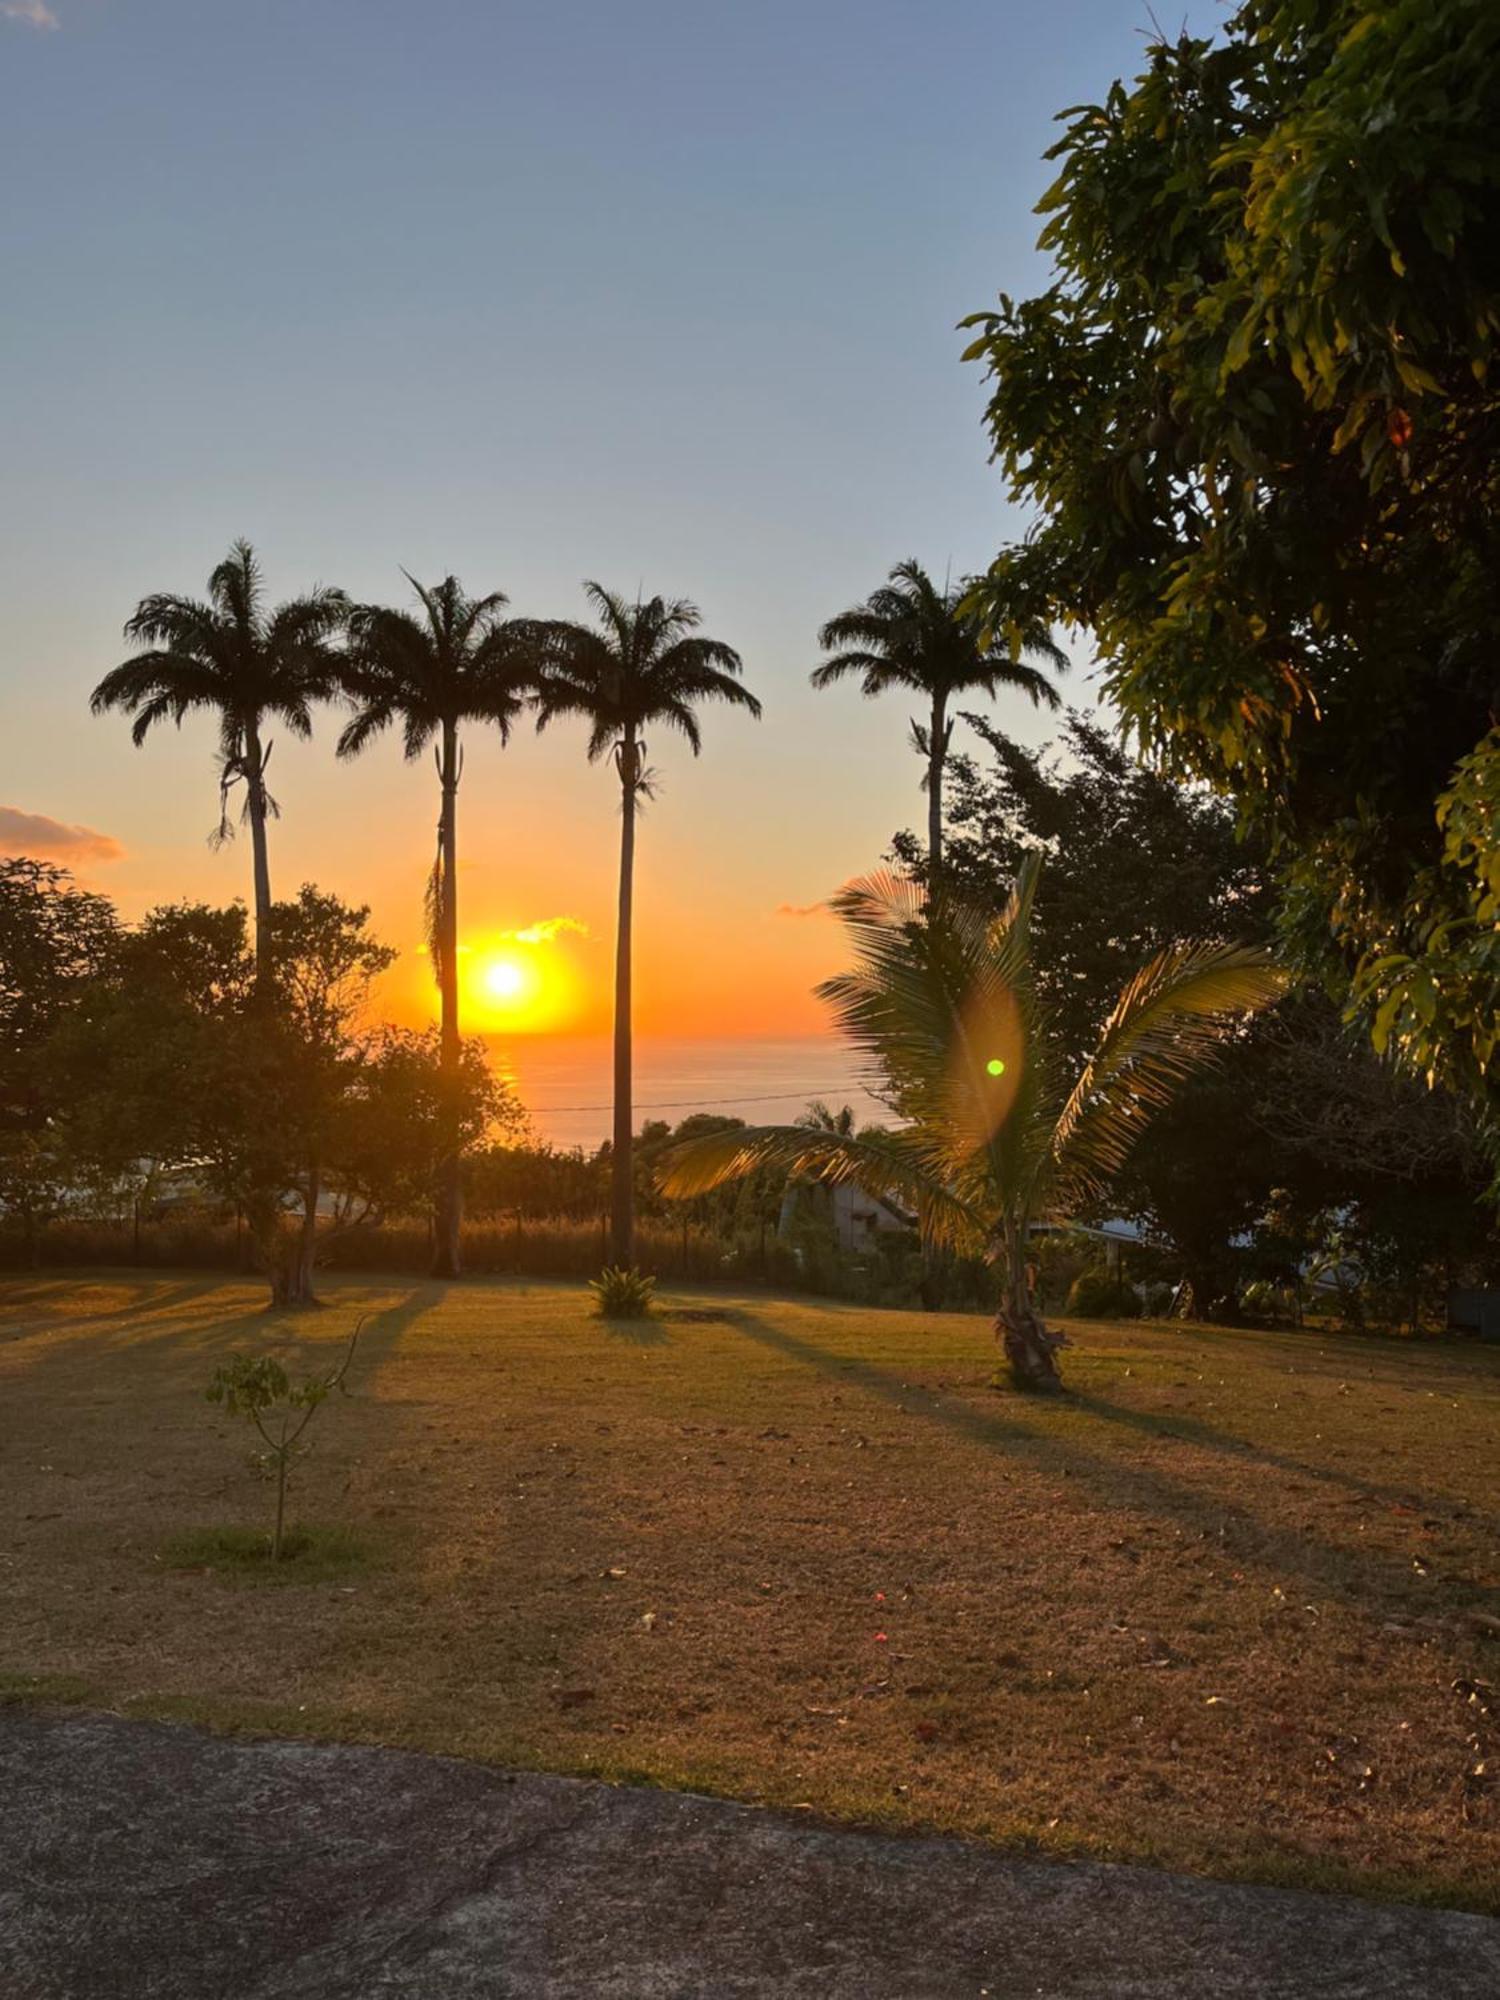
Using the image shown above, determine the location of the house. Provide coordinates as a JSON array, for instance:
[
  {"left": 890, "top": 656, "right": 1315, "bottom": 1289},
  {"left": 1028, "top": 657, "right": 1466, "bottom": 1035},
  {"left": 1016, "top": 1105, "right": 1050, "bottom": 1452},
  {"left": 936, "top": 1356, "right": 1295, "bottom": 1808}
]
[{"left": 777, "top": 1180, "right": 915, "bottom": 1255}]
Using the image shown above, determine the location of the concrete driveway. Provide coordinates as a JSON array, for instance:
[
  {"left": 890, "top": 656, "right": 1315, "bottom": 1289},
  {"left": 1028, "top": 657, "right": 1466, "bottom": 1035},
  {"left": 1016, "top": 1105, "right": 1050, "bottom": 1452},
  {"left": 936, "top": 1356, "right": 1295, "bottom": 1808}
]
[{"left": 2, "top": 1711, "right": 1497, "bottom": 1998}]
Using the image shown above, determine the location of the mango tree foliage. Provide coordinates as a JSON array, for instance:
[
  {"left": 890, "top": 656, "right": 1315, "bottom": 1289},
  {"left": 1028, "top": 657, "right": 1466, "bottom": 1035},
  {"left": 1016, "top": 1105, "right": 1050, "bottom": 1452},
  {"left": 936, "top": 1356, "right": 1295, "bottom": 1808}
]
[{"left": 962, "top": 0, "right": 1500, "bottom": 1145}]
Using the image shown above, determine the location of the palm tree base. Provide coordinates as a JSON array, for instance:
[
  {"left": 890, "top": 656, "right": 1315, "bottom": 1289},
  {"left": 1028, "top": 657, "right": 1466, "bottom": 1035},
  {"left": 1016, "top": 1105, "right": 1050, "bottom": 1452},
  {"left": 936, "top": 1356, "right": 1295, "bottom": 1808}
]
[{"left": 995, "top": 1304, "right": 1066, "bottom": 1393}]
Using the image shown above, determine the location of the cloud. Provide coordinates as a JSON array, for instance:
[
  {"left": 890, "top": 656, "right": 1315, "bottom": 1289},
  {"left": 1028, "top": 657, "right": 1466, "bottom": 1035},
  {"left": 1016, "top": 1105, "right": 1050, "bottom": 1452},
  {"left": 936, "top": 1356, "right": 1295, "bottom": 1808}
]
[
  {"left": 0, "top": 807, "right": 124, "bottom": 863},
  {"left": 509, "top": 916, "right": 588, "bottom": 946},
  {"left": 3, "top": 2, "right": 61, "bottom": 29},
  {"left": 775, "top": 900, "right": 831, "bottom": 919}
]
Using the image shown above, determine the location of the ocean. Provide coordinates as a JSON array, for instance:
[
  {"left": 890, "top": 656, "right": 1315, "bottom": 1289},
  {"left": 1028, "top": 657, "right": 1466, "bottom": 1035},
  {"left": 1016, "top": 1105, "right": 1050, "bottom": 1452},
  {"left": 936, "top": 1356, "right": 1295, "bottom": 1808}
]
[{"left": 489, "top": 1035, "right": 889, "bottom": 1150}]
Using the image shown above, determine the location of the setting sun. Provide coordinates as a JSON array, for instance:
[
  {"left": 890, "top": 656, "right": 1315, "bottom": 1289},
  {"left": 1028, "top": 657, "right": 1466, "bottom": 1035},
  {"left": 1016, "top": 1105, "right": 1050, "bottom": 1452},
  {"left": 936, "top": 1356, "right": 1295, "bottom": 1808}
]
[
  {"left": 480, "top": 954, "right": 529, "bottom": 1004},
  {"left": 449, "top": 931, "right": 585, "bottom": 1035}
]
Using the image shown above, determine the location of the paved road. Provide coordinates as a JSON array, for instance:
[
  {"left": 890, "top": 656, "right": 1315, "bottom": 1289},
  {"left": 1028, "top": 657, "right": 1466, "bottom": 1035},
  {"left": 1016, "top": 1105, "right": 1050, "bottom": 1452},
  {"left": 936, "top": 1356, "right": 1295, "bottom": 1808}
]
[{"left": 2, "top": 1711, "right": 1497, "bottom": 1997}]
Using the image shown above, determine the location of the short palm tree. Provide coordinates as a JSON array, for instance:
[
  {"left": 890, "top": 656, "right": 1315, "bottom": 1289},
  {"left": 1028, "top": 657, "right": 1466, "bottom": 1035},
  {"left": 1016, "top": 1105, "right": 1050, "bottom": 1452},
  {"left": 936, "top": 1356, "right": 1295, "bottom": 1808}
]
[
  {"left": 814, "top": 559, "right": 1067, "bottom": 875},
  {"left": 337, "top": 573, "right": 539, "bottom": 1279},
  {"left": 533, "top": 584, "right": 761, "bottom": 1267},
  {"left": 662, "top": 861, "right": 1285, "bottom": 1389},
  {"left": 90, "top": 541, "right": 347, "bottom": 983}
]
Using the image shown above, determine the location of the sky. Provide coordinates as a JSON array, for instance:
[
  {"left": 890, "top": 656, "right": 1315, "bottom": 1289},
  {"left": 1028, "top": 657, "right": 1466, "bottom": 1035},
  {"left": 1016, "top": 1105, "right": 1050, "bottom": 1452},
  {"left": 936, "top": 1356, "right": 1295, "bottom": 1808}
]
[{"left": 0, "top": 0, "right": 1216, "bottom": 1042}]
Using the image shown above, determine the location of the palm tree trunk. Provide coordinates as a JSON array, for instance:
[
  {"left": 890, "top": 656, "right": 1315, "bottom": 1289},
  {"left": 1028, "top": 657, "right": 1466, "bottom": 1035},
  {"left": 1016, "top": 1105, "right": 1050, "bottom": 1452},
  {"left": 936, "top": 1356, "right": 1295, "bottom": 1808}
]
[
  {"left": 927, "top": 692, "right": 947, "bottom": 879},
  {"left": 243, "top": 716, "right": 274, "bottom": 987},
  {"left": 994, "top": 1222, "right": 1063, "bottom": 1391},
  {"left": 611, "top": 733, "right": 638, "bottom": 1268},
  {"left": 432, "top": 722, "right": 463, "bottom": 1279}
]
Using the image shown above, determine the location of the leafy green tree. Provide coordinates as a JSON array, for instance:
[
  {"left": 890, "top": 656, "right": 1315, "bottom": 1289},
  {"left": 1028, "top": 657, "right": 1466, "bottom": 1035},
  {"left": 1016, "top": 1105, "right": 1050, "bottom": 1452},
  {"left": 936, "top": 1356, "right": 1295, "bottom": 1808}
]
[
  {"left": 0, "top": 861, "right": 119, "bottom": 1259},
  {"left": 337, "top": 573, "right": 538, "bottom": 1276},
  {"left": 662, "top": 865, "right": 1283, "bottom": 1389},
  {"left": 892, "top": 711, "right": 1497, "bottom": 1316},
  {"left": 962, "top": 0, "right": 1500, "bottom": 1153},
  {"left": 896, "top": 711, "right": 1270, "bottom": 1067},
  {"left": 532, "top": 584, "right": 761, "bottom": 1267},
  {"left": 814, "top": 559, "right": 1064, "bottom": 874},
  {"left": 336, "top": 1025, "right": 521, "bottom": 1228},
  {"left": 465, "top": 1139, "right": 604, "bottom": 1222},
  {"left": 90, "top": 541, "right": 348, "bottom": 983}
]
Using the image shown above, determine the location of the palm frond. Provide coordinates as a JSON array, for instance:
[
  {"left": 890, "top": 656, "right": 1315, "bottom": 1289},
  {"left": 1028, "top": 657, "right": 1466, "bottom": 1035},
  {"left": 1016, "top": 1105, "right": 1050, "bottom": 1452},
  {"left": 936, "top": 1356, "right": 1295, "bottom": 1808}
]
[
  {"left": 658, "top": 1124, "right": 985, "bottom": 1254},
  {"left": 1051, "top": 942, "right": 1288, "bottom": 1204},
  {"left": 424, "top": 850, "right": 444, "bottom": 988}
]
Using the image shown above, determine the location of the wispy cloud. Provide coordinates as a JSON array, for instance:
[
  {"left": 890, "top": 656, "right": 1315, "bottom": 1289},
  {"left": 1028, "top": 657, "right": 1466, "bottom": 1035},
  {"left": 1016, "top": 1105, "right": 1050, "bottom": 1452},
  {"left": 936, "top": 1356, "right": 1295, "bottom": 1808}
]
[
  {"left": 3, "top": 2, "right": 61, "bottom": 30},
  {"left": 775, "top": 900, "right": 831, "bottom": 919},
  {"left": 0, "top": 807, "right": 124, "bottom": 862},
  {"left": 509, "top": 916, "right": 588, "bottom": 946},
  {"left": 436, "top": 916, "right": 589, "bottom": 959}
]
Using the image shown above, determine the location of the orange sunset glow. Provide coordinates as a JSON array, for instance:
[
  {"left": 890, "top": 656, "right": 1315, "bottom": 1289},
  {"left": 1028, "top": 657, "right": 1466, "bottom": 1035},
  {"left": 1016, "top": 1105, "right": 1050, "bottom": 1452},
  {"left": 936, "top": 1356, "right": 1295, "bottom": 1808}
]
[{"left": 412, "top": 921, "right": 590, "bottom": 1037}]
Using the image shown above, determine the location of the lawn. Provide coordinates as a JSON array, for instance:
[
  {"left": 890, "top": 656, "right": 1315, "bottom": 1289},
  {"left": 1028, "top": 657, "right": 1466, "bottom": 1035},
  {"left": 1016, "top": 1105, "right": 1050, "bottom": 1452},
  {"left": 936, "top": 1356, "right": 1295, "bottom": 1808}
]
[{"left": 2, "top": 1271, "right": 1498, "bottom": 1911}]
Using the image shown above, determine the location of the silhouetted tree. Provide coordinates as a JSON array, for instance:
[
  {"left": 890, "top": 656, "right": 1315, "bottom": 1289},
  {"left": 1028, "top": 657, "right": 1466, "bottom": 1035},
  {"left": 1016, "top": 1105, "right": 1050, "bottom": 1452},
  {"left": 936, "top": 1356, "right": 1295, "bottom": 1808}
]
[
  {"left": 90, "top": 541, "right": 347, "bottom": 983},
  {"left": 337, "top": 573, "right": 538, "bottom": 1276},
  {"left": 814, "top": 559, "right": 1065, "bottom": 874},
  {"left": 532, "top": 584, "right": 760, "bottom": 1267}
]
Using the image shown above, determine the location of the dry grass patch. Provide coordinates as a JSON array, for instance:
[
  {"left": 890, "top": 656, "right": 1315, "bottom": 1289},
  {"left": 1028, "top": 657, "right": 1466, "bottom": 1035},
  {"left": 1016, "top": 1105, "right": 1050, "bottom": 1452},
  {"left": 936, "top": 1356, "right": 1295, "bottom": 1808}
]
[{"left": 2, "top": 1270, "right": 1498, "bottom": 1909}]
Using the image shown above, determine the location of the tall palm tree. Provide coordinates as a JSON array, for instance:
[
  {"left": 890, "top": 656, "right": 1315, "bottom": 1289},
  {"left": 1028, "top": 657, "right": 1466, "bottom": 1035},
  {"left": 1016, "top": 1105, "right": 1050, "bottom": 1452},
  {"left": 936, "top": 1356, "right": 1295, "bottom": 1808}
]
[
  {"left": 814, "top": 559, "right": 1067, "bottom": 875},
  {"left": 532, "top": 584, "right": 761, "bottom": 1267},
  {"left": 90, "top": 540, "right": 347, "bottom": 983},
  {"left": 337, "top": 573, "right": 539, "bottom": 1279},
  {"left": 662, "top": 860, "right": 1285, "bottom": 1390}
]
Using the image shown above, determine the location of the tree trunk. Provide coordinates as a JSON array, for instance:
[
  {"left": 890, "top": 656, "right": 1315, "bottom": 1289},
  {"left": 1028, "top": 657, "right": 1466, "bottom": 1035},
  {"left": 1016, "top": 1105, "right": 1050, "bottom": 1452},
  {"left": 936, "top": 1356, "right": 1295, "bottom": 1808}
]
[
  {"left": 611, "top": 735, "right": 638, "bottom": 1268},
  {"left": 993, "top": 1226, "right": 1064, "bottom": 1391},
  {"left": 432, "top": 722, "right": 463, "bottom": 1279},
  {"left": 243, "top": 716, "right": 274, "bottom": 989},
  {"left": 927, "top": 692, "right": 948, "bottom": 879},
  {"left": 249, "top": 1188, "right": 319, "bottom": 1309}
]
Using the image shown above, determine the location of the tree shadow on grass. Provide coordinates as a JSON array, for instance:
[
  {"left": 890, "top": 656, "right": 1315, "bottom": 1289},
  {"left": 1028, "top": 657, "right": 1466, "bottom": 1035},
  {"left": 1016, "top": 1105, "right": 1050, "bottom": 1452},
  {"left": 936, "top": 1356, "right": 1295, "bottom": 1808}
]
[
  {"left": 0, "top": 1277, "right": 437, "bottom": 1407},
  {"left": 721, "top": 1307, "right": 1480, "bottom": 1620},
  {"left": 1065, "top": 1389, "right": 1497, "bottom": 1532},
  {"left": 0, "top": 1274, "right": 230, "bottom": 1330}
]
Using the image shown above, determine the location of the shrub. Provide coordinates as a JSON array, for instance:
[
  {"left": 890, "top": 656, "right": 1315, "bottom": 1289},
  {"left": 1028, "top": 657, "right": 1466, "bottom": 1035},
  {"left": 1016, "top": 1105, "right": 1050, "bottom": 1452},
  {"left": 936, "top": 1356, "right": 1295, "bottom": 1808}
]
[
  {"left": 1065, "top": 1270, "right": 1142, "bottom": 1319},
  {"left": 589, "top": 1265, "right": 657, "bottom": 1319}
]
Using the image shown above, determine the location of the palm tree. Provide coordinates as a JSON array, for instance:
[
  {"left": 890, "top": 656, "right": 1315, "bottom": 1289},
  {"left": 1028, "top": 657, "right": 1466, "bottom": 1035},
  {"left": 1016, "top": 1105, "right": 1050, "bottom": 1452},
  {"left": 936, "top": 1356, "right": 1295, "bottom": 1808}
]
[
  {"left": 336, "top": 573, "right": 539, "bottom": 1279},
  {"left": 90, "top": 541, "right": 347, "bottom": 983},
  {"left": 532, "top": 584, "right": 761, "bottom": 1267},
  {"left": 814, "top": 559, "right": 1067, "bottom": 876},
  {"left": 662, "top": 861, "right": 1285, "bottom": 1390}
]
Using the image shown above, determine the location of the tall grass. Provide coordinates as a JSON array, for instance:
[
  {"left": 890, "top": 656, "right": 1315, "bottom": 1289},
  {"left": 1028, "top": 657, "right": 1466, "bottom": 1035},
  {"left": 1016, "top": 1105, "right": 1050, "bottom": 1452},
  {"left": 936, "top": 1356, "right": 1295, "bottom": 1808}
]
[{"left": 0, "top": 1212, "right": 994, "bottom": 1308}]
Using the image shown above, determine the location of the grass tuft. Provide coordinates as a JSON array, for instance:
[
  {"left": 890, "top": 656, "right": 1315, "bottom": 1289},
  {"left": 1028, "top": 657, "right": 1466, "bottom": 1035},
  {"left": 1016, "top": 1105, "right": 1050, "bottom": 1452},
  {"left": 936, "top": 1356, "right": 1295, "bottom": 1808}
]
[{"left": 160, "top": 1524, "right": 373, "bottom": 1584}]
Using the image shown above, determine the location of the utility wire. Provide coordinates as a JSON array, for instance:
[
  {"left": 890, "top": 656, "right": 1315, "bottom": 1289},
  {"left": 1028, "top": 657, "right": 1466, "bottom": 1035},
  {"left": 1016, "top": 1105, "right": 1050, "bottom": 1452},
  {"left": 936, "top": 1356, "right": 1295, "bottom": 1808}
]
[{"left": 522, "top": 1085, "right": 874, "bottom": 1114}]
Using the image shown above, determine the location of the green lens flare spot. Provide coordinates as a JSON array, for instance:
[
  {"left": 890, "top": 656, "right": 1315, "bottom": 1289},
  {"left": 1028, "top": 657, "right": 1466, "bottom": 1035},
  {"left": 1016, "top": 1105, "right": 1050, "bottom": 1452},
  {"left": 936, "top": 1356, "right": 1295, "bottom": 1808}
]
[{"left": 986, "top": 1058, "right": 1007, "bottom": 1078}]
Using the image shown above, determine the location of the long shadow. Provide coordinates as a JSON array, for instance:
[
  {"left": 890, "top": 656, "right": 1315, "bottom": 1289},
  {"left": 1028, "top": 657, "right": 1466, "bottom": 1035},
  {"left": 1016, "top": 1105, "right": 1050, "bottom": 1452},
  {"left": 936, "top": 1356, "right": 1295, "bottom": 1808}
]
[
  {"left": 0, "top": 1274, "right": 225, "bottom": 1330},
  {"left": 1159, "top": 1318, "right": 1500, "bottom": 1390},
  {"left": 0, "top": 1275, "right": 436, "bottom": 1406},
  {"left": 1066, "top": 1389, "right": 1497, "bottom": 1531},
  {"left": 721, "top": 1307, "right": 1495, "bottom": 1621}
]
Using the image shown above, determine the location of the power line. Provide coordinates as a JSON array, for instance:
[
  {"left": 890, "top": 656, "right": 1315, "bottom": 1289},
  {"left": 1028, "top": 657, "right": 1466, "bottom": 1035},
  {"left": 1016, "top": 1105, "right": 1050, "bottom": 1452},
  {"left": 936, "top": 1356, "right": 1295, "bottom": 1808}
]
[{"left": 523, "top": 1085, "right": 877, "bottom": 1114}]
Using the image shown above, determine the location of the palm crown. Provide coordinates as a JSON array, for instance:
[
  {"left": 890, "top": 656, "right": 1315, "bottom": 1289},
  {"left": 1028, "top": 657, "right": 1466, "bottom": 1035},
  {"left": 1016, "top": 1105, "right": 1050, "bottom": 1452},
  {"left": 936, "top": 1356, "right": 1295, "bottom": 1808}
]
[
  {"left": 337, "top": 573, "right": 536, "bottom": 760},
  {"left": 532, "top": 583, "right": 761, "bottom": 764},
  {"left": 815, "top": 558, "right": 1066, "bottom": 712},
  {"left": 815, "top": 559, "right": 1067, "bottom": 874},
  {"left": 662, "top": 859, "right": 1285, "bottom": 1389},
  {"left": 91, "top": 539, "right": 347, "bottom": 804},
  {"left": 91, "top": 540, "right": 348, "bottom": 983}
]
